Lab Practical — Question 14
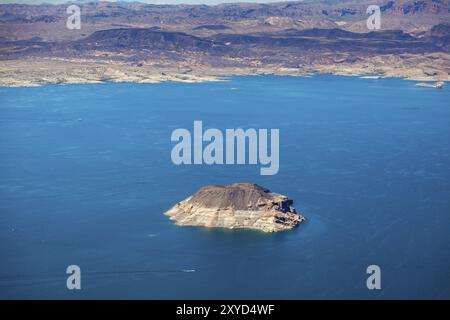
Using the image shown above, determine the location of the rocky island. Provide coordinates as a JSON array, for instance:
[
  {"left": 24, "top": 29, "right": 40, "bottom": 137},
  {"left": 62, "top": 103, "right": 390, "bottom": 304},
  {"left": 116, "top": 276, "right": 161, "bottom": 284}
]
[{"left": 164, "top": 183, "right": 305, "bottom": 232}]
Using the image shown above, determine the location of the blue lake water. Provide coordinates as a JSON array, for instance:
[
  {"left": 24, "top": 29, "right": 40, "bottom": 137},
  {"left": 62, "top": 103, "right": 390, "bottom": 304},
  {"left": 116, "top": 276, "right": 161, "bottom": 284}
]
[{"left": 0, "top": 75, "right": 449, "bottom": 299}]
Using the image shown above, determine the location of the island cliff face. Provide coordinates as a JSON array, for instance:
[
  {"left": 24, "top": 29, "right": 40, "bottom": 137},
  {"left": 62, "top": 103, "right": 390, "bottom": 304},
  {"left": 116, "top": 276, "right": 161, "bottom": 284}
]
[{"left": 164, "top": 183, "right": 305, "bottom": 232}]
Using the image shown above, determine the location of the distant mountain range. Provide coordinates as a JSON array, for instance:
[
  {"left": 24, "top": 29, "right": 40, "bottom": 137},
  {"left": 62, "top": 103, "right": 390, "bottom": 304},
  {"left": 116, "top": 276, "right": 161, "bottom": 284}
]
[
  {"left": 2, "top": 24, "right": 448, "bottom": 63},
  {"left": 0, "top": 0, "right": 449, "bottom": 86},
  {"left": 1, "top": 0, "right": 449, "bottom": 41}
]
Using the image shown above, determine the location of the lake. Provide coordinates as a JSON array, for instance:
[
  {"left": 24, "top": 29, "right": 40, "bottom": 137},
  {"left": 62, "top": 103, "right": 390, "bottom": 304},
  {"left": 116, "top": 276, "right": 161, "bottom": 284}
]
[{"left": 0, "top": 75, "right": 449, "bottom": 299}]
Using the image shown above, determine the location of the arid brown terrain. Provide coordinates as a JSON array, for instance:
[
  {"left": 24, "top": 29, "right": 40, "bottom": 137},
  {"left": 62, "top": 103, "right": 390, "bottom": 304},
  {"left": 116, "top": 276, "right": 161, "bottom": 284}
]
[{"left": 0, "top": 0, "right": 449, "bottom": 86}]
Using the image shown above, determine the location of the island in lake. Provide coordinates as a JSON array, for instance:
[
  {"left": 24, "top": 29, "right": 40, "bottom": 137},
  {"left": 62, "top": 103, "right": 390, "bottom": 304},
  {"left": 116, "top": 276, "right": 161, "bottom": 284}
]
[{"left": 165, "top": 183, "right": 305, "bottom": 232}]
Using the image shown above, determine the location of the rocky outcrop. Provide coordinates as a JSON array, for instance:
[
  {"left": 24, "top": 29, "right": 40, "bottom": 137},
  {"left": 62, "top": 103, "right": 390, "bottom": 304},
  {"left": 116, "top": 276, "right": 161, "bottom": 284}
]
[
  {"left": 416, "top": 81, "right": 445, "bottom": 88},
  {"left": 164, "top": 183, "right": 305, "bottom": 232}
]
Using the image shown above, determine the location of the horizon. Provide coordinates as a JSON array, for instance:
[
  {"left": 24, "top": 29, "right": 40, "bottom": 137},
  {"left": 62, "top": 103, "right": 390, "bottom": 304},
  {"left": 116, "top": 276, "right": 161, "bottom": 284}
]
[
  {"left": 0, "top": 0, "right": 326, "bottom": 5},
  {"left": 0, "top": 0, "right": 296, "bottom": 5}
]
